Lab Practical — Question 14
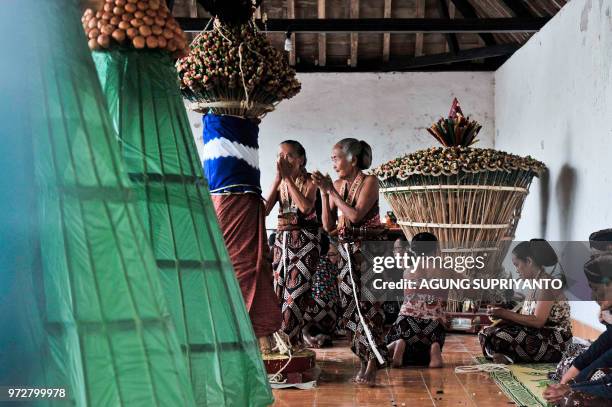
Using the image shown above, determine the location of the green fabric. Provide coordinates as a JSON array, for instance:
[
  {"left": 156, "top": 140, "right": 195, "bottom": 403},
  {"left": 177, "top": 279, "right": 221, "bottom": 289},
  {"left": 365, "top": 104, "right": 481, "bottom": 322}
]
[
  {"left": 0, "top": 1, "right": 195, "bottom": 406},
  {"left": 92, "top": 49, "right": 274, "bottom": 407},
  {"left": 475, "top": 357, "right": 555, "bottom": 407}
]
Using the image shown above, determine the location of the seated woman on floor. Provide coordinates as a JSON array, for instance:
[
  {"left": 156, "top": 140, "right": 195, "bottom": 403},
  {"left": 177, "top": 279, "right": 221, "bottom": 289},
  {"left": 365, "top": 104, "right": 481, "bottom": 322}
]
[
  {"left": 479, "top": 239, "right": 573, "bottom": 364},
  {"left": 386, "top": 232, "right": 447, "bottom": 369},
  {"left": 544, "top": 252, "right": 612, "bottom": 406},
  {"left": 381, "top": 236, "right": 407, "bottom": 329}
]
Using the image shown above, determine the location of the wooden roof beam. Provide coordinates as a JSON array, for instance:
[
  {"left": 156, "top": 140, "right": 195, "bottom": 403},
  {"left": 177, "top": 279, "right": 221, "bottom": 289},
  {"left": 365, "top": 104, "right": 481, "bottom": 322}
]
[
  {"left": 385, "top": 43, "right": 518, "bottom": 70},
  {"left": 449, "top": 0, "right": 496, "bottom": 46},
  {"left": 438, "top": 0, "right": 459, "bottom": 54},
  {"left": 294, "top": 56, "right": 508, "bottom": 72},
  {"left": 499, "top": 0, "right": 533, "bottom": 17},
  {"left": 177, "top": 17, "right": 550, "bottom": 33}
]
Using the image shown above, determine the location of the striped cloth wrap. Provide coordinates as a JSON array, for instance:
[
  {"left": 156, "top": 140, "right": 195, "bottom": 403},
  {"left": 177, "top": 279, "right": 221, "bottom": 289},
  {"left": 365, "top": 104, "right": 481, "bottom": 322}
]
[{"left": 202, "top": 113, "right": 261, "bottom": 194}]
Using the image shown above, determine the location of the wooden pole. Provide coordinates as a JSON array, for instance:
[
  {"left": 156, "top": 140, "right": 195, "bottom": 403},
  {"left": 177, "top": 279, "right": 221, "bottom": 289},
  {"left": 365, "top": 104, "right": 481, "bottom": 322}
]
[
  {"left": 287, "top": 0, "right": 296, "bottom": 66},
  {"left": 383, "top": 0, "right": 392, "bottom": 63},
  {"left": 318, "top": 0, "right": 326, "bottom": 66},
  {"left": 415, "top": 0, "right": 425, "bottom": 57},
  {"left": 349, "top": 0, "right": 359, "bottom": 67}
]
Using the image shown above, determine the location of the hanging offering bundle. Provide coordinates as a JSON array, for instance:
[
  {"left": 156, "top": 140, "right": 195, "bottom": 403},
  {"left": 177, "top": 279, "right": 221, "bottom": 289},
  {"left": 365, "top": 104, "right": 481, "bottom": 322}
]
[{"left": 176, "top": 19, "right": 301, "bottom": 118}]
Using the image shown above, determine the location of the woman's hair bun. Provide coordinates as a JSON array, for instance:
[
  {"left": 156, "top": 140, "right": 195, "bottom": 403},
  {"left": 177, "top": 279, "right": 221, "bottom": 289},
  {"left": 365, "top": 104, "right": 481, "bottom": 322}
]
[
  {"left": 512, "top": 239, "right": 558, "bottom": 267},
  {"left": 337, "top": 138, "right": 373, "bottom": 170},
  {"left": 528, "top": 239, "right": 558, "bottom": 267}
]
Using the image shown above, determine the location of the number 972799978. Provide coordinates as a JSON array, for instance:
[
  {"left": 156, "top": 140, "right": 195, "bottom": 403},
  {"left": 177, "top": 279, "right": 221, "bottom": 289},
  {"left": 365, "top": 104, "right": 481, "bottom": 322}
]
[{"left": 2, "top": 387, "right": 67, "bottom": 400}]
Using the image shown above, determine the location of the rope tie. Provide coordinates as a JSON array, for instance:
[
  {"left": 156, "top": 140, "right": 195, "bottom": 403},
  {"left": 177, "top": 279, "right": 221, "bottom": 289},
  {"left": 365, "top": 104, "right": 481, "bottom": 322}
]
[
  {"left": 343, "top": 243, "right": 385, "bottom": 365},
  {"left": 268, "top": 331, "right": 293, "bottom": 384},
  {"left": 455, "top": 364, "right": 510, "bottom": 374},
  {"left": 189, "top": 17, "right": 214, "bottom": 47},
  {"left": 238, "top": 42, "right": 252, "bottom": 109}
]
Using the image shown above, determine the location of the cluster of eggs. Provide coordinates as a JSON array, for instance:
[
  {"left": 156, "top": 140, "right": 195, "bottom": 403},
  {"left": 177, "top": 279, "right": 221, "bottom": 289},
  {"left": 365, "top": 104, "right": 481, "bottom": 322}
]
[{"left": 81, "top": 0, "right": 188, "bottom": 56}]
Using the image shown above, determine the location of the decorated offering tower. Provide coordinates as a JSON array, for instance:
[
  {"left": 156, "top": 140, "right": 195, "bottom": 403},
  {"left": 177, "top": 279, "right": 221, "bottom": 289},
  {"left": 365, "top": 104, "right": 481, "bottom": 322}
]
[
  {"left": 373, "top": 99, "right": 546, "bottom": 322},
  {"left": 84, "top": 0, "right": 273, "bottom": 404},
  {"left": 177, "top": 1, "right": 315, "bottom": 384}
]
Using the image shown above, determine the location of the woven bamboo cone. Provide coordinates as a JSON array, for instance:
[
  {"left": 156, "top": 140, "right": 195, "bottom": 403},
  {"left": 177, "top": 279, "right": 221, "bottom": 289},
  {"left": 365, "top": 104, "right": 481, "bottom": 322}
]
[{"left": 375, "top": 146, "right": 545, "bottom": 312}]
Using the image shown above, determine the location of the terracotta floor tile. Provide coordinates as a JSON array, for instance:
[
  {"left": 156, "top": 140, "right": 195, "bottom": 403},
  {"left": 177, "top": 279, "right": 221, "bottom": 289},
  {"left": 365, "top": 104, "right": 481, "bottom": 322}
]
[
  {"left": 393, "top": 393, "right": 435, "bottom": 401},
  {"left": 432, "top": 401, "right": 476, "bottom": 407},
  {"left": 390, "top": 400, "right": 435, "bottom": 407},
  {"left": 315, "top": 403, "right": 357, "bottom": 407},
  {"left": 272, "top": 334, "right": 512, "bottom": 407}
]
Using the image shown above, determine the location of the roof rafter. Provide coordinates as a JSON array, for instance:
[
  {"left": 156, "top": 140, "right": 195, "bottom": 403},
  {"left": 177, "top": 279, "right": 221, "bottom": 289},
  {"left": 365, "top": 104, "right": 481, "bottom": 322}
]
[
  {"left": 449, "top": 0, "right": 497, "bottom": 46},
  {"left": 499, "top": 0, "right": 533, "bottom": 17},
  {"left": 177, "top": 17, "right": 550, "bottom": 33},
  {"left": 438, "top": 0, "right": 459, "bottom": 54}
]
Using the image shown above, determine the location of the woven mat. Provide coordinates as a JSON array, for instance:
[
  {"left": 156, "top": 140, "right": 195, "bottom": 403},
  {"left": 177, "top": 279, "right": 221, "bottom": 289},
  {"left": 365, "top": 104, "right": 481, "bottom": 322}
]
[{"left": 475, "top": 357, "right": 556, "bottom": 407}]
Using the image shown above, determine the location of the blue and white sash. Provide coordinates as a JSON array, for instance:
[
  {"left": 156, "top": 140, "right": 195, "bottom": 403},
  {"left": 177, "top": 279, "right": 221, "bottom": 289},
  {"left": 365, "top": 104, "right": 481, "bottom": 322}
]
[{"left": 202, "top": 114, "right": 261, "bottom": 194}]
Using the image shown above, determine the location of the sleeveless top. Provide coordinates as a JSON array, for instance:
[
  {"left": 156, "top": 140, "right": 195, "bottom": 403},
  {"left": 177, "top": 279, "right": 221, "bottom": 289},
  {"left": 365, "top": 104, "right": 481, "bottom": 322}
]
[
  {"left": 399, "top": 293, "right": 445, "bottom": 321},
  {"left": 337, "top": 172, "right": 382, "bottom": 241},
  {"left": 276, "top": 172, "right": 318, "bottom": 231},
  {"left": 521, "top": 299, "right": 572, "bottom": 333}
]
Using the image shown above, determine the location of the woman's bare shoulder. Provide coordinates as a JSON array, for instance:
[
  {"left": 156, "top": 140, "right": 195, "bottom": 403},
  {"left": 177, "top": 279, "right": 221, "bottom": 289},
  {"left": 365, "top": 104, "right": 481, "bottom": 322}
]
[{"left": 363, "top": 174, "right": 380, "bottom": 186}]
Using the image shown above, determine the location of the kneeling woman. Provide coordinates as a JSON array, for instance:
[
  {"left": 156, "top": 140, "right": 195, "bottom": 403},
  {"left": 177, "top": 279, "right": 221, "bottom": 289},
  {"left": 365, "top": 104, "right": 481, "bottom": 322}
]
[
  {"left": 479, "top": 239, "right": 572, "bottom": 364},
  {"left": 386, "top": 233, "right": 446, "bottom": 368},
  {"left": 312, "top": 138, "right": 389, "bottom": 385}
]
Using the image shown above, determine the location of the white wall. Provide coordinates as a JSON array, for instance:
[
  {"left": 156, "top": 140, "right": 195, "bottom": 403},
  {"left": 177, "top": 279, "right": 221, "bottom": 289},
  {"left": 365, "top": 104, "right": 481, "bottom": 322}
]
[
  {"left": 495, "top": 0, "right": 612, "bottom": 329},
  {"left": 189, "top": 72, "right": 495, "bottom": 228}
]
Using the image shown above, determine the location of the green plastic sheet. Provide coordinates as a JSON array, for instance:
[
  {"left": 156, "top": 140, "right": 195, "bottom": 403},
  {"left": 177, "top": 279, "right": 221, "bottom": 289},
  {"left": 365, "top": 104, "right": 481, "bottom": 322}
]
[
  {"left": 0, "top": 1, "right": 195, "bottom": 405},
  {"left": 92, "top": 49, "right": 273, "bottom": 407}
]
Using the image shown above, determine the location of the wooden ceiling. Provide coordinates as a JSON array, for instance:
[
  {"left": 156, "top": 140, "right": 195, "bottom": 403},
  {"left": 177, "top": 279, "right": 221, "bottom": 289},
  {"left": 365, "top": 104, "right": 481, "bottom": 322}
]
[{"left": 80, "top": 0, "right": 569, "bottom": 71}]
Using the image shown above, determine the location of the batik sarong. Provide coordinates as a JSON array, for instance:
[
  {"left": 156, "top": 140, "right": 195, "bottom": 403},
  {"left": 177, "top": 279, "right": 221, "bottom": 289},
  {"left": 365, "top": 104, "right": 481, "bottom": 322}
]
[
  {"left": 303, "top": 256, "right": 339, "bottom": 335},
  {"left": 212, "top": 193, "right": 282, "bottom": 337},
  {"left": 385, "top": 316, "right": 446, "bottom": 366},
  {"left": 337, "top": 242, "right": 389, "bottom": 367},
  {"left": 272, "top": 228, "right": 320, "bottom": 345},
  {"left": 479, "top": 323, "right": 572, "bottom": 363}
]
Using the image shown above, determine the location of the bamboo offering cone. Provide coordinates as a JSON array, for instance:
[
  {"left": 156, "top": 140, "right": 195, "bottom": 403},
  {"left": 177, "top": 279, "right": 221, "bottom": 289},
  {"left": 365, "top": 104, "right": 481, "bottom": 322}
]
[
  {"left": 92, "top": 39, "right": 273, "bottom": 407},
  {"left": 373, "top": 99, "right": 546, "bottom": 309}
]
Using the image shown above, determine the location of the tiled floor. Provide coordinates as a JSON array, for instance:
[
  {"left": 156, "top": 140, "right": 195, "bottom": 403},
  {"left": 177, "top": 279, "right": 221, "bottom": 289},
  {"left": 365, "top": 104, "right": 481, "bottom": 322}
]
[{"left": 272, "top": 334, "right": 514, "bottom": 407}]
